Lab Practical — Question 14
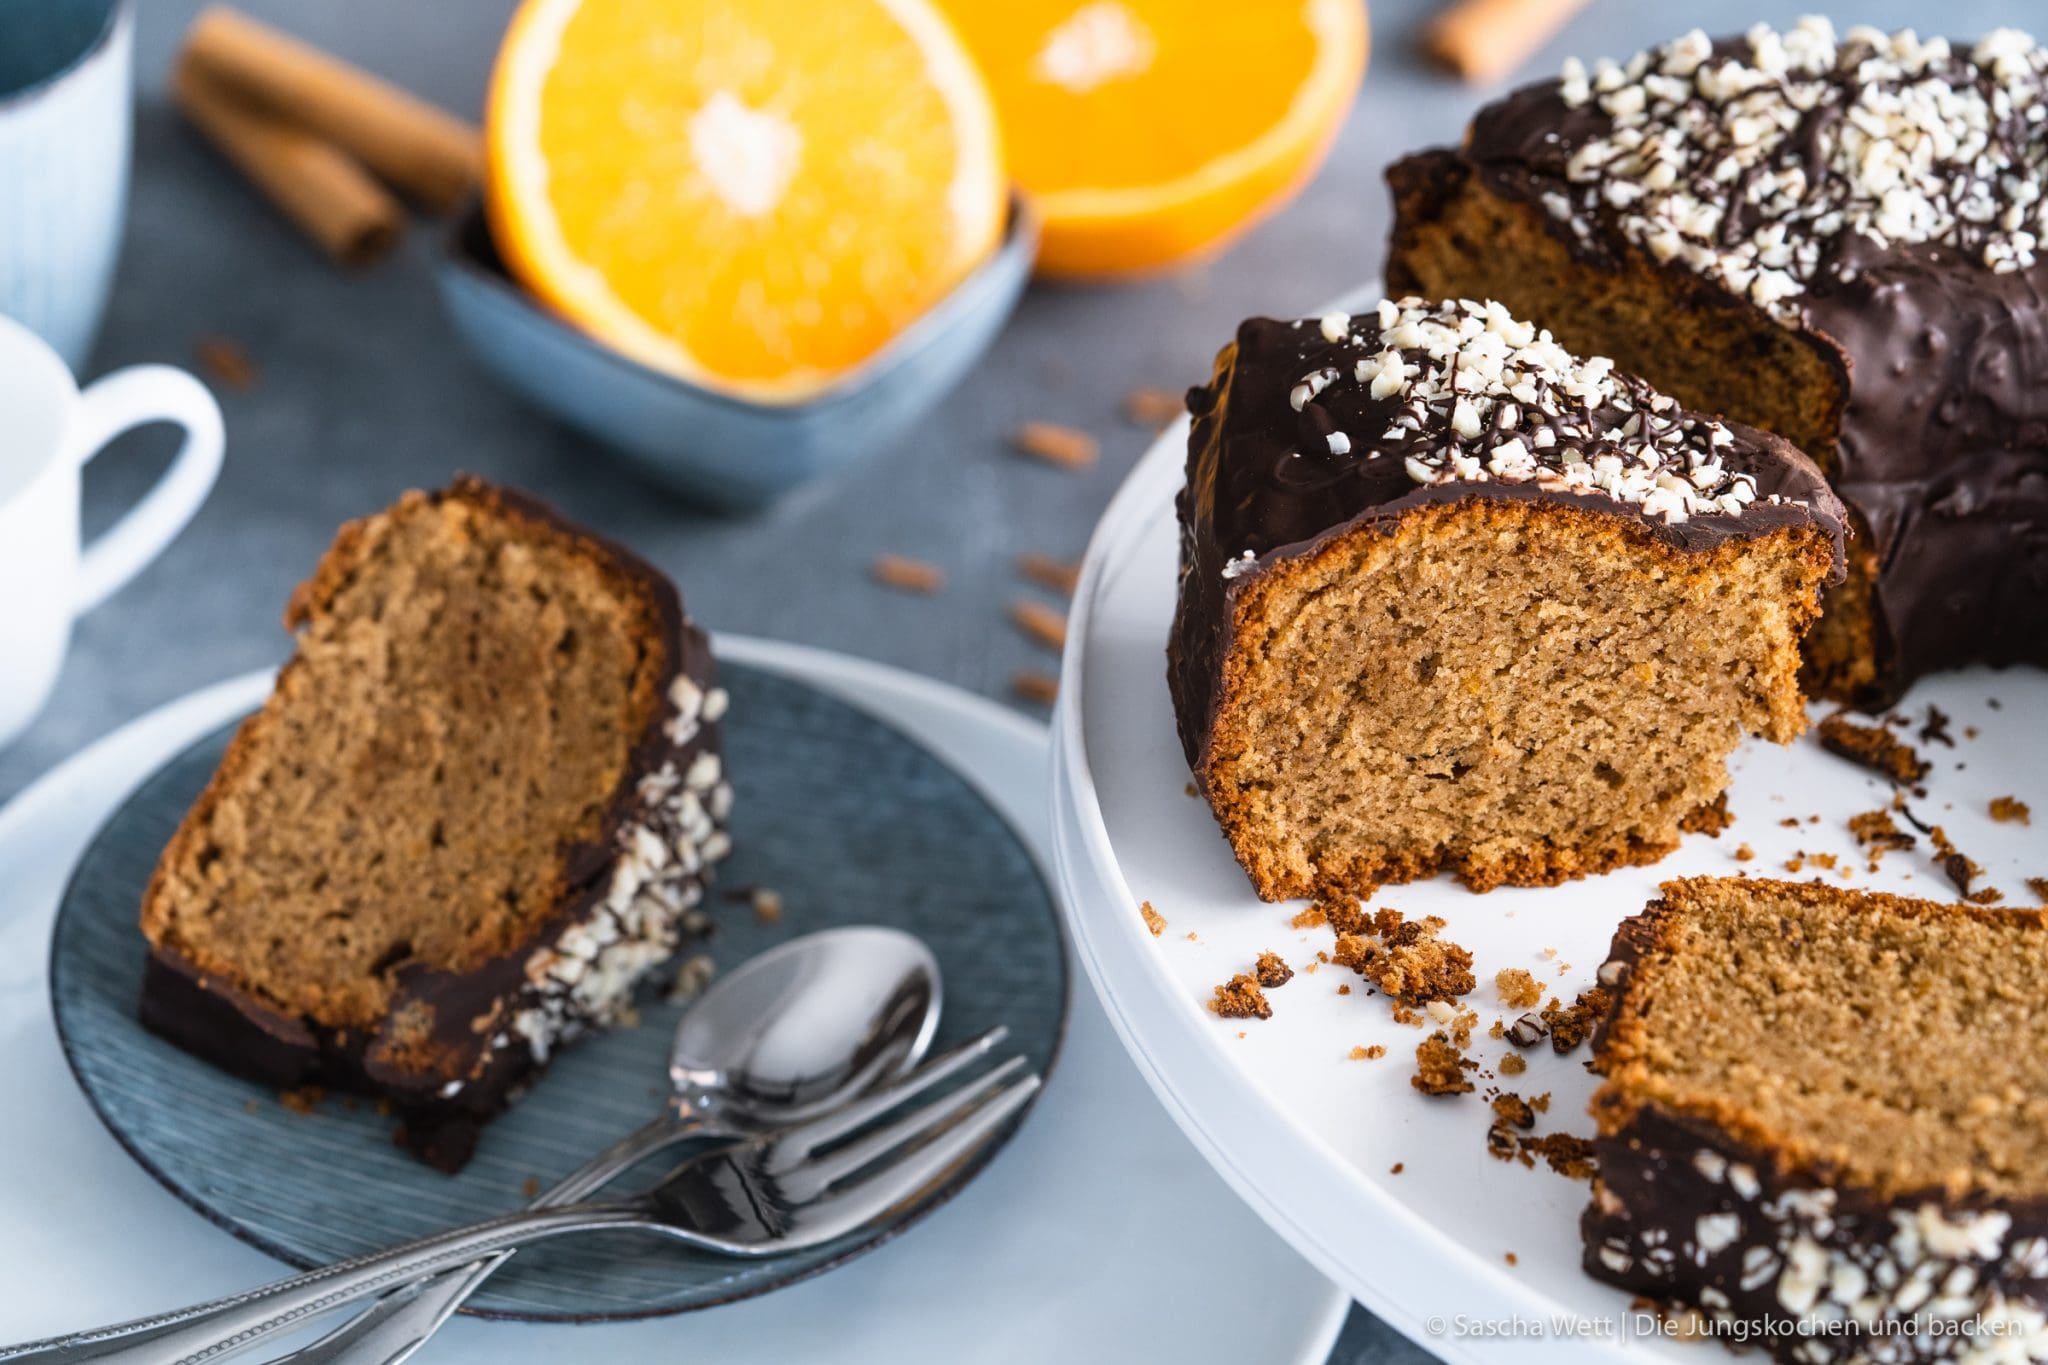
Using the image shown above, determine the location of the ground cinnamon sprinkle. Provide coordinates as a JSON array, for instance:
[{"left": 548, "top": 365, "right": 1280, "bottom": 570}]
[
  {"left": 1991, "top": 796, "right": 2032, "bottom": 825},
  {"left": 1412, "top": 1031, "right": 1476, "bottom": 1095},
  {"left": 1495, "top": 967, "right": 1542, "bottom": 1009},
  {"left": 1818, "top": 713, "right": 1930, "bottom": 784},
  {"left": 870, "top": 553, "right": 945, "bottom": 593},
  {"left": 1016, "top": 552, "right": 1081, "bottom": 596},
  {"left": 1139, "top": 901, "right": 1166, "bottom": 936},
  {"left": 1254, "top": 951, "right": 1293, "bottom": 988},
  {"left": 1209, "top": 973, "right": 1270, "bottom": 1020},
  {"left": 1012, "top": 420, "right": 1098, "bottom": 468}
]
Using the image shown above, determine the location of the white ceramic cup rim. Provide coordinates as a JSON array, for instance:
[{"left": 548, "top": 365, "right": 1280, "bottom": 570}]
[
  {"left": 0, "top": 0, "right": 125, "bottom": 110},
  {"left": 0, "top": 311, "right": 90, "bottom": 506}
]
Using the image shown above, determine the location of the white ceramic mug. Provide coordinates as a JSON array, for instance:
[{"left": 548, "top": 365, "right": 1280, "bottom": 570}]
[
  {"left": 0, "top": 313, "right": 223, "bottom": 749},
  {"left": 0, "top": 0, "right": 133, "bottom": 369}
]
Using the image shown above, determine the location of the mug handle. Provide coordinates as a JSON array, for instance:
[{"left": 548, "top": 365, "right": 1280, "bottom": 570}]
[{"left": 70, "top": 365, "right": 226, "bottom": 612}]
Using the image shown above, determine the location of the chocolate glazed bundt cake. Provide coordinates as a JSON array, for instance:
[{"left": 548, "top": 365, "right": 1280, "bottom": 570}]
[
  {"left": 1388, "top": 20, "right": 2048, "bottom": 709},
  {"left": 140, "top": 478, "right": 732, "bottom": 1169},
  {"left": 1167, "top": 298, "right": 1844, "bottom": 901},
  {"left": 1587, "top": 877, "right": 2048, "bottom": 1364}
]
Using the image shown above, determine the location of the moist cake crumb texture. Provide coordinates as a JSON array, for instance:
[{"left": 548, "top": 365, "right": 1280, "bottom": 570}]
[
  {"left": 1496, "top": 967, "right": 1543, "bottom": 1009},
  {"left": 1386, "top": 20, "right": 2048, "bottom": 708},
  {"left": 1208, "top": 973, "right": 1272, "bottom": 1020},
  {"left": 1413, "top": 1032, "right": 1477, "bottom": 1095},
  {"left": 1585, "top": 876, "right": 2048, "bottom": 1363},
  {"left": 1333, "top": 909, "right": 1476, "bottom": 1004},
  {"left": 1254, "top": 951, "right": 1294, "bottom": 988},
  {"left": 1168, "top": 300, "right": 1843, "bottom": 901},
  {"left": 137, "top": 480, "right": 729, "bottom": 1169}
]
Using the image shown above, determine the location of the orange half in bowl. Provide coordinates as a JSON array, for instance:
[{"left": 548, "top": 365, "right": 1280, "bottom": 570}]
[{"left": 485, "top": 0, "right": 1008, "bottom": 404}]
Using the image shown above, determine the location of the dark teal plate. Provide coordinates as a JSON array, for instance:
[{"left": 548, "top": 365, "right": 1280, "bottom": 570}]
[{"left": 48, "top": 662, "right": 1067, "bottom": 1321}]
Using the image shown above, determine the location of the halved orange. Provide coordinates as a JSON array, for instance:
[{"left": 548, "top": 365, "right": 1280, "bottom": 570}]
[
  {"left": 486, "top": 0, "right": 1007, "bottom": 402},
  {"left": 937, "top": 0, "right": 1367, "bottom": 278}
]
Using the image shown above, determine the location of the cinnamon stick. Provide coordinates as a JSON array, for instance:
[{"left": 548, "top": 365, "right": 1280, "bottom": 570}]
[
  {"left": 1422, "top": 0, "right": 1593, "bottom": 84},
  {"left": 183, "top": 6, "right": 482, "bottom": 212},
  {"left": 173, "top": 59, "right": 402, "bottom": 266}
]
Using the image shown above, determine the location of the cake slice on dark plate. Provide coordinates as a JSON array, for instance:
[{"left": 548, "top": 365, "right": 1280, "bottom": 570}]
[
  {"left": 1587, "top": 876, "right": 2048, "bottom": 1363},
  {"left": 139, "top": 477, "right": 731, "bottom": 1169},
  {"left": 1167, "top": 298, "right": 1845, "bottom": 901}
]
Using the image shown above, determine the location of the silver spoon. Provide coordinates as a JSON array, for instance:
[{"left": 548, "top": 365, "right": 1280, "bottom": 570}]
[
  {"left": 296, "top": 923, "right": 943, "bottom": 1365},
  {"left": 16, "top": 925, "right": 941, "bottom": 1365}
]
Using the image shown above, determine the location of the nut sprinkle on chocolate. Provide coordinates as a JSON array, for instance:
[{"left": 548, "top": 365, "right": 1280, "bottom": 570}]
[
  {"left": 1537, "top": 22, "right": 2048, "bottom": 319},
  {"left": 1285, "top": 300, "right": 1791, "bottom": 530}
]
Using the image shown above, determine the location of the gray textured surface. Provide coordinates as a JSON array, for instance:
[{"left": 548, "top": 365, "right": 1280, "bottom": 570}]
[{"left": 0, "top": 1, "right": 2024, "bottom": 1359}]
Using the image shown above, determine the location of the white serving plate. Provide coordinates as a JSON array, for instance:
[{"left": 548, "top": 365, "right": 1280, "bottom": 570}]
[
  {"left": 1050, "top": 393, "right": 2048, "bottom": 1363},
  {"left": 0, "top": 636, "right": 1348, "bottom": 1365}
]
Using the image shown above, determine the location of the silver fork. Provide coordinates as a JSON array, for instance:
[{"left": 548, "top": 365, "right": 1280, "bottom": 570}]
[
  {"left": 1, "top": 1048, "right": 1039, "bottom": 1365},
  {"left": 281, "top": 1023, "right": 1005, "bottom": 1365}
]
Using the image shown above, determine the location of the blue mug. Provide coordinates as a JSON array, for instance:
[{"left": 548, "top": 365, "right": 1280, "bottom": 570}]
[{"left": 0, "top": 0, "right": 132, "bottom": 370}]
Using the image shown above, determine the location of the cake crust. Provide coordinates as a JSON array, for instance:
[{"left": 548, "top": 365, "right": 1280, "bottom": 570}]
[
  {"left": 1585, "top": 877, "right": 2048, "bottom": 1362},
  {"left": 138, "top": 478, "right": 731, "bottom": 1168}
]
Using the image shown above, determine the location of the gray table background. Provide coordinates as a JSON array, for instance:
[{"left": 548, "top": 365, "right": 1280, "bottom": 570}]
[{"left": 1, "top": 1, "right": 2021, "bottom": 1359}]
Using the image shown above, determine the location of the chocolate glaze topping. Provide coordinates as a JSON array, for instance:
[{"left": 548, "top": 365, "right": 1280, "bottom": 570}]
[
  {"left": 1167, "top": 301, "right": 1844, "bottom": 776},
  {"left": 1456, "top": 20, "right": 2048, "bottom": 703}
]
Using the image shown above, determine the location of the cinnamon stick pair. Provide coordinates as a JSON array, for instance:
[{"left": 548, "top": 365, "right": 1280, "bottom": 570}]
[{"left": 173, "top": 6, "right": 483, "bottom": 265}]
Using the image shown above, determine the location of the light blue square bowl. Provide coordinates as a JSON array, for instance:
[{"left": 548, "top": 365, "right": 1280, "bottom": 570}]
[{"left": 434, "top": 199, "right": 1037, "bottom": 511}]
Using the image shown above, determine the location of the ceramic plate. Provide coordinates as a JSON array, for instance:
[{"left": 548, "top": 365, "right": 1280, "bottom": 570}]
[
  {"left": 1, "top": 637, "right": 1348, "bottom": 1362},
  {"left": 47, "top": 659, "right": 1067, "bottom": 1321},
  {"left": 1050, "top": 313, "right": 2048, "bottom": 1363}
]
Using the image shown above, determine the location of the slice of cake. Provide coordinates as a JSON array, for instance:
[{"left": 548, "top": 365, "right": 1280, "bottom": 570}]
[
  {"left": 1167, "top": 299, "right": 1844, "bottom": 900},
  {"left": 1587, "top": 877, "right": 2048, "bottom": 1362},
  {"left": 1387, "top": 20, "right": 2048, "bottom": 708},
  {"left": 139, "top": 478, "right": 731, "bottom": 1169}
]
